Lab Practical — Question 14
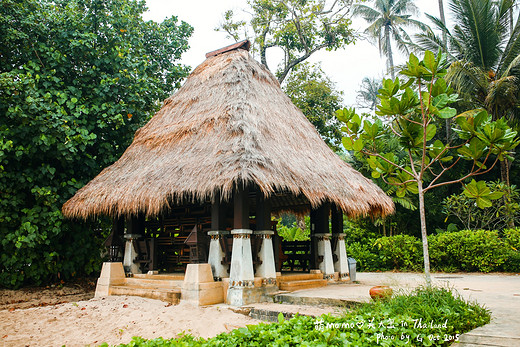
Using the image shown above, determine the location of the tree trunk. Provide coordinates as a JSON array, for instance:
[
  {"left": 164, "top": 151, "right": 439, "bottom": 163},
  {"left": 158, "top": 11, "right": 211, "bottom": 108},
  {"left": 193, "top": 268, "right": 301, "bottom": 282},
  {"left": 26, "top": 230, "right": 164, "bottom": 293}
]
[
  {"left": 385, "top": 25, "right": 395, "bottom": 79},
  {"left": 438, "top": 0, "right": 447, "bottom": 49},
  {"left": 418, "top": 183, "right": 432, "bottom": 287}
]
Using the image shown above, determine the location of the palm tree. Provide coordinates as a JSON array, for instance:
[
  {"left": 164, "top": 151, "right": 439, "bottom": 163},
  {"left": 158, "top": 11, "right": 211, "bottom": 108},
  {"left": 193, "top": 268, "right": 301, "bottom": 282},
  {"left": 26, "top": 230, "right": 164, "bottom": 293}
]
[
  {"left": 415, "top": 0, "right": 520, "bottom": 124},
  {"left": 353, "top": 0, "right": 427, "bottom": 79},
  {"left": 416, "top": 0, "right": 520, "bottom": 191},
  {"left": 356, "top": 77, "right": 382, "bottom": 111}
]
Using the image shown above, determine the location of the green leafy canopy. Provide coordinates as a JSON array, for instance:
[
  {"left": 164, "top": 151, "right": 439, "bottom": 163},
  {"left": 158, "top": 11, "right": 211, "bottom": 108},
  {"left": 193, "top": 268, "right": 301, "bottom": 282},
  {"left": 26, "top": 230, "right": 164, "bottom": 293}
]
[{"left": 0, "top": 0, "right": 192, "bottom": 287}]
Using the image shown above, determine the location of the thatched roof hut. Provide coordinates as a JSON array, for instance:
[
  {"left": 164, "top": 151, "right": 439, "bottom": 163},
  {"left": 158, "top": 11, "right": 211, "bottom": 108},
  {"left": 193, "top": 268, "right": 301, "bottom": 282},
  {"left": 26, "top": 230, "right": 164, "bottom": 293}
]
[{"left": 62, "top": 42, "right": 394, "bottom": 220}]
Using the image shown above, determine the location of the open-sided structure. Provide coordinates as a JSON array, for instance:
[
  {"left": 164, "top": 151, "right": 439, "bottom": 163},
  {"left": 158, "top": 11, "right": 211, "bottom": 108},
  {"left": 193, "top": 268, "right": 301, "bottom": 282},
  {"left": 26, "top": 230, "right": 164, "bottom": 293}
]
[{"left": 63, "top": 40, "right": 394, "bottom": 306}]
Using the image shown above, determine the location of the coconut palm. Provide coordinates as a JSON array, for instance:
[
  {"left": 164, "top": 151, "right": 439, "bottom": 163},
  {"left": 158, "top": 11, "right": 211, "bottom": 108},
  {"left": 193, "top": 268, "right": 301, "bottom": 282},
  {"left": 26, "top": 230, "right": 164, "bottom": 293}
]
[
  {"left": 415, "top": 0, "right": 520, "bottom": 124},
  {"left": 356, "top": 77, "right": 382, "bottom": 111},
  {"left": 353, "top": 0, "right": 428, "bottom": 79}
]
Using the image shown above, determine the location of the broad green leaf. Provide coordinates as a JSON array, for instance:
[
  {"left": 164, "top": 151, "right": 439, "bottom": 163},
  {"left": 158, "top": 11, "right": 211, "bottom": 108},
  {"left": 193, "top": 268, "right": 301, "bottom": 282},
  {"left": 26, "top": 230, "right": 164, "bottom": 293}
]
[
  {"left": 438, "top": 107, "right": 457, "bottom": 119},
  {"left": 353, "top": 138, "right": 364, "bottom": 151},
  {"left": 426, "top": 124, "right": 437, "bottom": 141},
  {"left": 423, "top": 50, "right": 436, "bottom": 71}
]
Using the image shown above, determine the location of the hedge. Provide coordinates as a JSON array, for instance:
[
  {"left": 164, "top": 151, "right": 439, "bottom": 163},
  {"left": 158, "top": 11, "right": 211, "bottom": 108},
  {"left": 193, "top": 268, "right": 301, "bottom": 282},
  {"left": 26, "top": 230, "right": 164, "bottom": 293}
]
[{"left": 347, "top": 228, "right": 520, "bottom": 273}]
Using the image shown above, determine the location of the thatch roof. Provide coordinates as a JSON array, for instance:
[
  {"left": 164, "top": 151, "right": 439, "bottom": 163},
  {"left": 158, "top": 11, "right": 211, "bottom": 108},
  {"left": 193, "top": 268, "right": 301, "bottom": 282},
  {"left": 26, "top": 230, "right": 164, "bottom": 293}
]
[{"left": 62, "top": 44, "right": 394, "bottom": 219}]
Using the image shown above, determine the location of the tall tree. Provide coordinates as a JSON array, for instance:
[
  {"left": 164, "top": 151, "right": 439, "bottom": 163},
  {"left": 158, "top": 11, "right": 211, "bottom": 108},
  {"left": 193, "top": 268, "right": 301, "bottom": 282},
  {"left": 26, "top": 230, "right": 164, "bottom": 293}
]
[
  {"left": 283, "top": 62, "right": 344, "bottom": 149},
  {"left": 337, "top": 51, "right": 518, "bottom": 285},
  {"left": 217, "top": 0, "right": 355, "bottom": 83},
  {"left": 353, "top": 0, "right": 427, "bottom": 79},
  {"left": 415, "top": 0, "right": 520, "bottom": 123},
  {"left": 0, "top": 0, "right": 192, "bottom": 287}
]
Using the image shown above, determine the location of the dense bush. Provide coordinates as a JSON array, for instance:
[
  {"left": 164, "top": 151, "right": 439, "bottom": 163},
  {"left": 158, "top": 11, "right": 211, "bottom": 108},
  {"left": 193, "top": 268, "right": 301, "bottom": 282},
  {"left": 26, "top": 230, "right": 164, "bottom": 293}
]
[
  {"left": 428, "top": 230, "right": 509, "bottom": 272},
  {"left": 0, "top": 0, "right": 192, "bottom": 287},
  {"left": 347, "top": 229, "right": 520, "bottom": 273},
  {"left": 109, "top": 287, "right": 490, "bottom": 346}
]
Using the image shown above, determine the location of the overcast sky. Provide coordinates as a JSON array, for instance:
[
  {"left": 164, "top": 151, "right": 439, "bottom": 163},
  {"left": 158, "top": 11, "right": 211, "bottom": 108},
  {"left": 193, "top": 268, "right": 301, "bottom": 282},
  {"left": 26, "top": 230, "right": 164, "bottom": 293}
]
[{"left": 143, "top": 0, "right": 441, "bottom": 105}]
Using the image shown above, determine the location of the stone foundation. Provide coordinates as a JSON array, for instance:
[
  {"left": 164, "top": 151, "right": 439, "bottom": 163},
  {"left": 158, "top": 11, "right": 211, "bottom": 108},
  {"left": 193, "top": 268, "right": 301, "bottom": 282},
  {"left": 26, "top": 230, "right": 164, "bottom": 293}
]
[
  {"left": 95, "top": 262, "right": 126, "bottom": 297},
  {"left": 181, "top": 263, "right": 224, "bottom": 306}
]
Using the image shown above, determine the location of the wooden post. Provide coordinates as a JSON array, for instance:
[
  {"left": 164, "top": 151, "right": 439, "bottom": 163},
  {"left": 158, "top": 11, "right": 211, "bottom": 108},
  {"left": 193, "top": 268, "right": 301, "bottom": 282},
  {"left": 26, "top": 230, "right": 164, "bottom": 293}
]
[
  {"left": 331, "top": 203, "right": 342, "bottom": 252},
  {"left": 211, "top": 191, "right": 224, "bottom": 230},
  {"left": 331, "top": 204, "right": 342, "bottom": 235},
  {"left": 234, "top": 185, "right": 249, "bottom": 229},
  {"left": 255, "top": 191, "right": 271, "bottom": 231}
]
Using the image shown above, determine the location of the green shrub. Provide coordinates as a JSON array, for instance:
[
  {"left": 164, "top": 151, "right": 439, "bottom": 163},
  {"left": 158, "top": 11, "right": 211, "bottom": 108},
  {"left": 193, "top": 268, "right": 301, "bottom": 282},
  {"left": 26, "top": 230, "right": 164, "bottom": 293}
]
[
  {"left": 110, "top": 287, "right": 490, "bottom": 347},
  {"left": 345, "top": 229, "right": 517, "bottom": 273},
  {"left": 374, "top": 235, "right": 423, "bottom": 271},
  {"left": 346, "top": 241, "right": 389, "bottom": 272},
  {"left": 429, "top": 230, "right": 509, "bottom": 272},
  {"left": 503, "top": 228, "right": 520, "bottom": 249}
]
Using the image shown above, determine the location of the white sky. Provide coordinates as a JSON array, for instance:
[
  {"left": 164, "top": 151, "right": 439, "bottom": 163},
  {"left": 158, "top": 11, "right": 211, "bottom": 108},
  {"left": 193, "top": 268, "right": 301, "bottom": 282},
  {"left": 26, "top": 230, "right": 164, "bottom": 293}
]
[{"left": 143, "top": 0, "right": 441, "bottom": 106}]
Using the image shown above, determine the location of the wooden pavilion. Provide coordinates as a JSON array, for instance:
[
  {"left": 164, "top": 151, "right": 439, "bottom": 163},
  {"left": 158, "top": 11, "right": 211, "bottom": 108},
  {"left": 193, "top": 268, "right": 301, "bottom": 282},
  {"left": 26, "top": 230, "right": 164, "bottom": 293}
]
[{"left": 62, "top": 40, "right": 394, "bottom": 306}]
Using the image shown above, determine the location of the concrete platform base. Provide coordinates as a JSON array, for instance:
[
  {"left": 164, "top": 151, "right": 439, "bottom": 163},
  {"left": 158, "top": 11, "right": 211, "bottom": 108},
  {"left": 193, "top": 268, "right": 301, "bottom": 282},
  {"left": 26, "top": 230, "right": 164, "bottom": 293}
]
[
  {"left": 227, "top": 285, "right": 279, "bottom": 306},
  {"left": 110, "top": 285, "right": 181, "bottom": 304},
  {"left": 95, "top": 262, "right": 126, "bottom": 297},
  {"left": 181, "top": 264, "right": 224, "bottom": 306}
]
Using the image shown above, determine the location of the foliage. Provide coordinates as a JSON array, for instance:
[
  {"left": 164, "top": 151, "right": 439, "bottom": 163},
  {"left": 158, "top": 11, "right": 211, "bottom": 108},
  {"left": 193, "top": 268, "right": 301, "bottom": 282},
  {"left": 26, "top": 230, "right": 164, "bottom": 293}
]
[
  {"left": 111, "top": 287, "right": 490, "bottom": 347},
  {"left": 428, "top": 230, "right": 510, "bottom": 272},
  {"left": 374, "top": 235, "right": 423, "bottom": 271},
  {"left": 277, "top": 221, "right": 310, "bottom": 241},
  {"left": 0, "top": 0, "right": 192, "bottom": 287},
  {"left": 415, "top": 0, "right": 520, "bottom": 124},
  {"left": 337, "top": 49, "right": 519, "bottom": 284},
  {"left": 348, "top": 229, "right": 519, "bottom": 273},
  {"left": 283, "top": 62, "right": 344, "bottom": 149},
  {"left": 217, "top": 0, "right": 355, "bottom": 83},
  {"left": 444, "top": 180, "right": 520, "bottom": 230},
  {"left": 353, "top": 0, "right": 428, "bottom": 78}
]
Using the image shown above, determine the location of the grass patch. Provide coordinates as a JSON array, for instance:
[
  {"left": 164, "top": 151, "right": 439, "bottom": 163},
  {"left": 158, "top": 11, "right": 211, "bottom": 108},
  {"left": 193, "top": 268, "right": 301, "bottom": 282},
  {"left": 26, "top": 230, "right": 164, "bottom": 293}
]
[{"left": 106, "top": 287, "right": 490, "bottom": 346}]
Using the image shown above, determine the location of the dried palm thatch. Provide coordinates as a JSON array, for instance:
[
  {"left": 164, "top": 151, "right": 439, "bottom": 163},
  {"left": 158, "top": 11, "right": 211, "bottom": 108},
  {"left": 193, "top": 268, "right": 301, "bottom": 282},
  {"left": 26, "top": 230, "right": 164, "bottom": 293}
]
[{"left": 63, "top": 47, "right": 394, "bottom": 219}]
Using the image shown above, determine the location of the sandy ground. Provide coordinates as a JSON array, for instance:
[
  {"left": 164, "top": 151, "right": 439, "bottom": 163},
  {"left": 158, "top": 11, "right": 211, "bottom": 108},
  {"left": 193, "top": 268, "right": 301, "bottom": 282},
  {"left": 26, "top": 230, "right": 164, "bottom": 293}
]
[
  {"left": 0, "top": 294, "right": 265, "bottom": 346},
  {"left": 0, "top": 280, "right": 343, "bottom": 347},
  {"left": 2, "top": 272, "right": 517, "bottom": 346}
]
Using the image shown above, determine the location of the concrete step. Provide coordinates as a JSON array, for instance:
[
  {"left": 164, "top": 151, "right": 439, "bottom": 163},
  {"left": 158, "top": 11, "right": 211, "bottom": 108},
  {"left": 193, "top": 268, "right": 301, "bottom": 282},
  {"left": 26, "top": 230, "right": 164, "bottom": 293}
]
[
  {"left": 110, "top": 284, "right": 181, "bottom": 304},
  {"left": 124, "top": 277, "right": 183, "bottom": 288},
  {"left": 278, "top": 273, "right": 323, "bottom": 282},
  {"left": 133, "top": 274, "right": 184, "bottom": 281},
  {"left": 279, "top": 279, "right": 327, "bottom": 291},
  {"left": 454, "top": 333, "right": 520, "bottom": 346},
  {"left": 272, "top": 293, "right": 362, "bottom": 308}
]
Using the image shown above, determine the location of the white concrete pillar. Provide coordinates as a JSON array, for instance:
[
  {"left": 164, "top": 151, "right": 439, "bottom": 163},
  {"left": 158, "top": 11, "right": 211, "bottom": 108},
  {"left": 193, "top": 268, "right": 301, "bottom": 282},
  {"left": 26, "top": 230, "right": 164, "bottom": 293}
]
[
  {"left": 332, "top": 233, "right": 349, "bottom": 280},
  {"left": 123, "top": 234, "right": 141, "bottom": 274},
  {"left": 227, "top": 229, "right": 255, "bottom": 305},
  {"left": 314, "top": 233, "right": 335, "bottom": 280},
  {"left": 254, "top": 230, "right": 277, "bottom": 286},
  {"left": 207, "top": 230, "right": 230, "bottom": 280}
]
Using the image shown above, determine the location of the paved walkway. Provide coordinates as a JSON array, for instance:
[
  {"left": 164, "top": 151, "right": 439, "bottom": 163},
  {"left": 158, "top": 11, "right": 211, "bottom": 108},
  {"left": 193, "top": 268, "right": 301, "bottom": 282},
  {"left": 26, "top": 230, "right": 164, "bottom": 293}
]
[{"left": 278, "top": 272, "right": 520, "bottom": 346}]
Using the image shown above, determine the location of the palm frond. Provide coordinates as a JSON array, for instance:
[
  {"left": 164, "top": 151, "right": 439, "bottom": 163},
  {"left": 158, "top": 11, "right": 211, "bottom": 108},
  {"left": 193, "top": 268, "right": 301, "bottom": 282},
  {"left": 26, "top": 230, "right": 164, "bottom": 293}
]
[
  {"left": 498, "top": 10, "right": 520, "bottom": 76},
  {"left": 446, "top": 60, "right": 489, "bottom": 106},
  {"left": 449, "top": 0, "right": 503, "bottom": 70},
  {"left": 352, "top": 4, "right": 381, "bottom": 22},
  {"left": 392, "top": 196, "right": 417, "bottom": 211}
]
